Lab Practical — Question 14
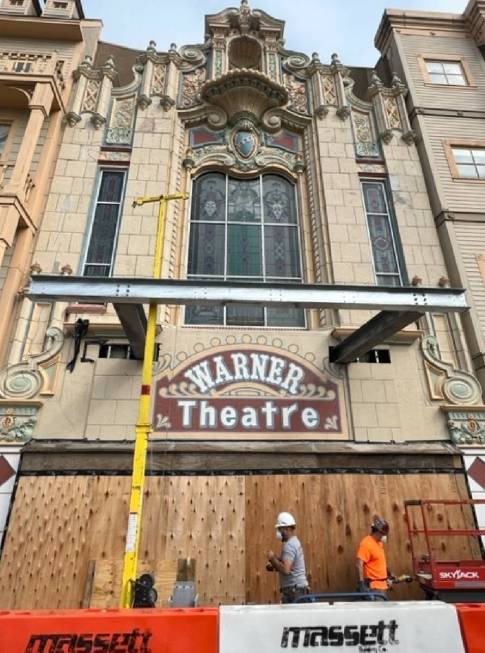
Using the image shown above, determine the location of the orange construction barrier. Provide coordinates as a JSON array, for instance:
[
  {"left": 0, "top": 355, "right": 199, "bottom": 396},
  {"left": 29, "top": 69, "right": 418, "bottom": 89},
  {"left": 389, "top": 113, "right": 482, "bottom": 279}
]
[
  {"left": 0, "top": 607, "right": 218, "bottom": 653},
  {"left": 456, "top": 604, "right": 485, "bottom": 653}
]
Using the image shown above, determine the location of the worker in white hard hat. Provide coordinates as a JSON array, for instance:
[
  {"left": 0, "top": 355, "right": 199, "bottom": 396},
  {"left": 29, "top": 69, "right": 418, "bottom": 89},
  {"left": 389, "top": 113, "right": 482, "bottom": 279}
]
[{"left": 266, "top": 511, "right": 309, "bottom": 603}]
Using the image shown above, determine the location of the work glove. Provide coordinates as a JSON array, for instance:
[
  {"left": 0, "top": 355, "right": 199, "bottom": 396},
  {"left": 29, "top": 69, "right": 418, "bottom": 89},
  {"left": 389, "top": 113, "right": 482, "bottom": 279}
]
[{"left": 357, "top": 580, "right": 369, "bottom": 593}]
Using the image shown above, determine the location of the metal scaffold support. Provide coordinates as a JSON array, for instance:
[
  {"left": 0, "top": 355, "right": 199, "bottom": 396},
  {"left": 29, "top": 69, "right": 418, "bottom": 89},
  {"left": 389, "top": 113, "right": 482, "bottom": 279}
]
[{"left": 118, "top": 192, "right": 189, "bottom": 609}]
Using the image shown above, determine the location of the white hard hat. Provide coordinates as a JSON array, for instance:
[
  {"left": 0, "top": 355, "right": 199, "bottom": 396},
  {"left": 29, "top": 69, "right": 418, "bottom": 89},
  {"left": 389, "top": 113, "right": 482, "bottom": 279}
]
[{"left": 275, "top": 512, "right": 296, "bottom": 528}]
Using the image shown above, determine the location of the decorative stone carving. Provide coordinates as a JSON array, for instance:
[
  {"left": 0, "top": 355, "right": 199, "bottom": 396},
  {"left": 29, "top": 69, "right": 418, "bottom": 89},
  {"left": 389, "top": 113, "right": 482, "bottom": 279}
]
[
  {"left": 82, "top": 78, "right": 101, "bottom": 113},
  {"left": 0, "top": 404, "right": 38, "bottom": 442},
  {"left": 421, "top": 335, "right": 483, "bottom": 406},
  {"left": 179, "top": 67, "right": 207, "bottom": 109},
  {"left": 283, "top": 72, "right": 308, "bottom": 115},
  {"left": 198, "top": 69, "right": 288, "bottom": 129},
  {"left": 185, "top": 118, "right": 302, "bottom": 175},
  {"left": 105, "top": 96, "right": 136, "bottom": 145},
  {"left": 444, "top": 410, "right": 485, "bottom": 445},
  {"left": 66, "top": 54, "right": 95, "bottom": 126},
  {"left": 136, "top": 41, "right": 174, "bottom": 110},
  {"left": 351, "top": 109, "right": 380, "bottom": 158},
  {"left": 0, "top": 326, "right": 64, "bottom": 400},
  {"left": 368, "top": 71, "right": 416, "bottom": 145},
  {"left": 329, "top": 53, "right": 351, "bottom": 120}
]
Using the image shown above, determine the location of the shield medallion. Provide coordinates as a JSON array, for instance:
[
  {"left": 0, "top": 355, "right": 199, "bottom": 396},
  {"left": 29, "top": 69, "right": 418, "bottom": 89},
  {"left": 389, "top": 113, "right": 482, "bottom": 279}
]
[{"left": 233, "top": 129, "right": 257, "bottom": 159}]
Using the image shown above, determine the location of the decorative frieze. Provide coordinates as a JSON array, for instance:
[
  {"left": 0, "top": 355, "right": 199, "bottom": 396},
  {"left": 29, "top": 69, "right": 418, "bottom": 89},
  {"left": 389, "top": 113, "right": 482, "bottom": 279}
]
[
  {"left": 0, "top": 403, "right": 40, "bottom": 443},
  {"left": 442, "top": 409, "right": 485, "bottom": 446}
]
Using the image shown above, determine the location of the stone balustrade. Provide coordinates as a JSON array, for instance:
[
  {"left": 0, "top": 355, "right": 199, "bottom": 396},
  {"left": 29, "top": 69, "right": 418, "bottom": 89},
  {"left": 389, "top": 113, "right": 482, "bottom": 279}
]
[{"left": 0, "top": 50, "right": 65, "bottom": 90}]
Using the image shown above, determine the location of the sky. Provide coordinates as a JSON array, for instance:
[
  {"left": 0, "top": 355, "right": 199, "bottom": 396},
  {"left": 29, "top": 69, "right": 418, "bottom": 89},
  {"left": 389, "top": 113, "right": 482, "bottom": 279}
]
[{"left": 82, "top": 0, "right": 468, "bottom": 67}]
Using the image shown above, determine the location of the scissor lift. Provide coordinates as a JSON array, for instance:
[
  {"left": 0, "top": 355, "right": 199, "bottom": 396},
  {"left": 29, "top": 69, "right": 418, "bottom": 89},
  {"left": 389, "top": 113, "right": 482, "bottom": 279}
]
[{"left": 405, "top": 499, "right": 485, "bottom": 603}]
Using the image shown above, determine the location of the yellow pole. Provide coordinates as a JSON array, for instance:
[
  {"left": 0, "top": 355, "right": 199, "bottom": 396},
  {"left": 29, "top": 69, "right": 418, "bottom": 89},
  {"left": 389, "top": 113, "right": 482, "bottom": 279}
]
[{"left": 120, "top": 192, "right": 189, "bottom": 608}]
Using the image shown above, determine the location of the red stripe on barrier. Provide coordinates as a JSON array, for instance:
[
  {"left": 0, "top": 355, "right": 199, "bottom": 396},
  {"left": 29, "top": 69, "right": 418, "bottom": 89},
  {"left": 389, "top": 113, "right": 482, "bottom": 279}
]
[
  {"left": 456, "top": 604, "right": 485, "bottom": 653},
  {"left": 0, "top": 608, "right": 219, "bottom": 653}
]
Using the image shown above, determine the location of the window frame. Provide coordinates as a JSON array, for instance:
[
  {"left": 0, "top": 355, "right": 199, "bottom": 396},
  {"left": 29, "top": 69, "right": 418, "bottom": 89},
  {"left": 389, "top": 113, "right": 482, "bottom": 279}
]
[
  {"left": 0, "top": 119, "right": 15, "bottom": 162},
  {"left": 417, "top": 54, "right": 475, "bottom": 88},
  {"left": 184, "top": 170, "right": 307, "bottom": 329},
  {"left": 444, "top": 140, "right": 485, "bottom": 182},
  {"left": 360, "top": 178, "right": 407, "bottom": 287},
  {"left": 80, "top": 167, "right": 128, "bottom": 277}
]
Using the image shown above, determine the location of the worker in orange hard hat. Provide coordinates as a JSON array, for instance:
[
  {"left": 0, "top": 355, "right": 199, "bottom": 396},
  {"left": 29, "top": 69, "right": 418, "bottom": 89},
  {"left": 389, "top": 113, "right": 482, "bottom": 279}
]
[
  {"left": 356, "top": 517, "right": 391, "bottom": 595},
  {"left": 266, "top": 511, "right": 309, "bottom": 603}
]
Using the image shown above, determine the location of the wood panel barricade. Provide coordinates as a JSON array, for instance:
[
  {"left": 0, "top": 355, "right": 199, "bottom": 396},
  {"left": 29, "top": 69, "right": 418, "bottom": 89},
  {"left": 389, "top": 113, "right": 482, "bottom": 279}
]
[
  {"left": 0, "top": 608, "right": 219, "bottom": 653},
  {"left": 219, "top": 602, "right": 466, "bottom": 653},
  {"left": 456, "top": 604, "right": 485, "bottom": 653},
  {"left": 0, "top": 473, "right": 477, "bottom": 609}
]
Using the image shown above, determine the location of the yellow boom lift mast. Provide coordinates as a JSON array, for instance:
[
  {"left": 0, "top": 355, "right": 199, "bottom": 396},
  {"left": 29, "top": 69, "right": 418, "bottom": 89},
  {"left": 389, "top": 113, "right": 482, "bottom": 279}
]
[{"left": 120, "top": 192, "right": 189, "bottom": 608}]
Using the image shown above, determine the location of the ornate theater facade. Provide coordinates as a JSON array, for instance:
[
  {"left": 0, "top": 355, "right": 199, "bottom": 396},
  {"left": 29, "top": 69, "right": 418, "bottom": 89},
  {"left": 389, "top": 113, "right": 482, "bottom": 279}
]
[{"left": 0, "top": 0, "right": 484, "bottom": 607}]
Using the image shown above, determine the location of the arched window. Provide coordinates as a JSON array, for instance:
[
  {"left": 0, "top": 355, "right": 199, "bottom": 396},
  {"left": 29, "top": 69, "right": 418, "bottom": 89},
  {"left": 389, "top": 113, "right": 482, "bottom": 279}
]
[{"left": 186, "top": 172, "right": 305, "bottom": 327}]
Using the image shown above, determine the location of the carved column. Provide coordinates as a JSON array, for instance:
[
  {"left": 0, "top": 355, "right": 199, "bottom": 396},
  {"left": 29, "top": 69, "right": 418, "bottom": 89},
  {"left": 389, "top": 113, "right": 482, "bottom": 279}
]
[
  {"left": 263, "top": 36, "right": 281, "bottom": 83},
  {"left": 390, "top": 72, "right": 416, "bottom": 144},
  {"left": 91, "top": 56, "right": 117, "bottom": 129},
  {"left": 212, "top": 30, "right": 227, "bottom": 78},
  {"left": 329, "top": 53, "right": 350, "bottom": 120},
  {"left": 66, "top": 55, "right": 93, "bottom": 126},
  {"left": 368, "top": 71, "right": 416, "bottom": 145},
  {"left": 138, "top": 41, "right": 157, "bottom": 109},
  {"left": 368, "top": 72, "right": 391, "bottom": 143},
  {"left": 8, "top": 83, "right": 53, "bottom": 196},
  {"left": 0, "top": 227, "right": 35, "bottom": 365}
]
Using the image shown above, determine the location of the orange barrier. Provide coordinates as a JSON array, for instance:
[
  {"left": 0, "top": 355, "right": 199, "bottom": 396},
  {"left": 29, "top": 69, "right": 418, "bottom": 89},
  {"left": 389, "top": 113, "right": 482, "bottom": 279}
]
[
  {"left": 456, "top": 604, "right": 485, "bottom": 653},
  {"left": 0, "top": 607, "right": 218, "bottom": 653}
]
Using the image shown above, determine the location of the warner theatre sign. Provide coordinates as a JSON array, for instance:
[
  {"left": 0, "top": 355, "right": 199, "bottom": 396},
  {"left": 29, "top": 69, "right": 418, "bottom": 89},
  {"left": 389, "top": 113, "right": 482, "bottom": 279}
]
[{"left": 153, "top": 347, "right": 343, "bottom": 437}]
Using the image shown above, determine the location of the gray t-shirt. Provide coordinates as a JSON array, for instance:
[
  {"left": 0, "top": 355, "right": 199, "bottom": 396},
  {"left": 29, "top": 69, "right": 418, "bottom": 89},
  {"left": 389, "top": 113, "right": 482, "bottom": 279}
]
[{"left": 280, "top": 535, "right": 308, "bottom": 589}]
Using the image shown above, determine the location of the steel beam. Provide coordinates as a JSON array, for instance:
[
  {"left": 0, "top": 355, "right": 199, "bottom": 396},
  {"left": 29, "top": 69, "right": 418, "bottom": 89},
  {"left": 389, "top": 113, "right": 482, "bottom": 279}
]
[
  {"left": 329, "top": 310, "right": 424, "bottom": 364},
  {"left": 113, "top": 304, "right": 147, "bottom": 360},
  {"left": 27, "top": 276, "right": 469, "bottom": 364},
  {"left": 27, "top": 276, "right": 468, "bottom": 313}
]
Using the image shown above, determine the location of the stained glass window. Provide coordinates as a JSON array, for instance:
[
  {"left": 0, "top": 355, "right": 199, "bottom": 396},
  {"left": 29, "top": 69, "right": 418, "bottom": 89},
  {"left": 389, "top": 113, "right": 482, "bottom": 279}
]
[
  {"left": 361, "top": 181, "right": 404, "bottom": 287},
  {"left": 83, "top": 170, "right": 126, "bottom": 277},
  {"left": 186, "top": 172, "right": 305, "bottom": 327}
]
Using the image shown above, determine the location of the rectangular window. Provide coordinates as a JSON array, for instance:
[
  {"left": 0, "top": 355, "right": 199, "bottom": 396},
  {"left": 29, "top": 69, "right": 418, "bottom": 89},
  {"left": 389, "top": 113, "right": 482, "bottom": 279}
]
[
  {"left": 451, "top": 147, "right": 485, "bottom": 180},
  {"left": 186, "top": 173, "right": 305, "bottom": 327},
  {"left": 83, "top": 169, "right": 126, "bottom": 277},
  {"left": 425, "top": 60, "right": 467, "bottom": 86},
  {"left": 0, "top": 124, "right": 10, "bottom": 155},
  {"left": 361, "top": 180, "right": 404, "bottom": 287}
]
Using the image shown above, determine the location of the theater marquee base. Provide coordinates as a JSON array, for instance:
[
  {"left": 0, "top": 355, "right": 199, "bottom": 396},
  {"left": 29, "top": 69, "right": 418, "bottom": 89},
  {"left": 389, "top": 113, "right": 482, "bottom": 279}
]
[{"left": 0, "top": 441, "right": 478, "bottom": 609}]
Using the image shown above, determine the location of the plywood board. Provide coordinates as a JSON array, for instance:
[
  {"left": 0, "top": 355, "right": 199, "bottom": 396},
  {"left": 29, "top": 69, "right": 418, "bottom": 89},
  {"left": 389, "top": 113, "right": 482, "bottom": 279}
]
[{"left": 0, "top": 471, "right": 477, "bottom": 609}]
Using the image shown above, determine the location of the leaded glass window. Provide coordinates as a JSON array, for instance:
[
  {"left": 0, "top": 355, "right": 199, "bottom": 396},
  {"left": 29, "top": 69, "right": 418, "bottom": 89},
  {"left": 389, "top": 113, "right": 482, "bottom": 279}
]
[
  {"left": 187, "top": 172, "right": 305, "bottom": 327},
  {"left": 83, "top": 169, "right": 126, "bottom": 277},
  {"left": 361, "top": 180, "right": 404, "bottom": 287}
]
